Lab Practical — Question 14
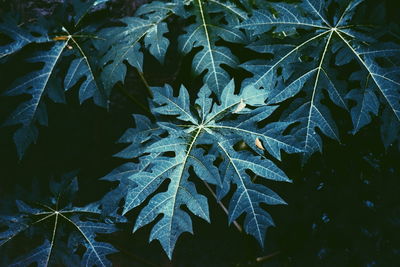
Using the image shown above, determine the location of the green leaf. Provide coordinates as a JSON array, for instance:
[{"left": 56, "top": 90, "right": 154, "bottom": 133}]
[
  {"left": 97, "top": 1, "right": 178, "bottom": 92},
  {"left": 107, "top": 79, "right": 296, "bottom": 258},
  {"left": 0, "top": 178, "right": 119, "bottom": 266},
  {"left": 217, "top": 141, "right": 288, "bottom": 245},
  {"left": 4, "top": 41, "right": 67, "bottom": 158},
  {"left": 0, "top": 20, "right": 47, "bottom": 59},
  {"left": 178, "top": 0, "right": 246, "bottom": 96},
  {"left": 64, "top": 32, "right": 107, "bottom": 106},
  {"left": 239, "top": 0, "right": 400, "bottom": 158}
]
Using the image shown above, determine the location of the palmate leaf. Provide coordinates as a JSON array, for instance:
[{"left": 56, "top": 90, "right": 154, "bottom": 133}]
[
  {"left": 62, "top": 1, "right": 109, "bottom": 106},
  {"left": 63, "top": 28, "right": 107, "bottom": 107},
  {"left": 1, "top": 13, "right": 106, "bottom": 157},
  {"left": 3, "top": 40, "right": 68, "bottom": 158},
  {"left": 105, "top": 80, "right": 299, "bottom": 258},
  {"left": 3, "top": 33, "right": 103, "bottom": 157},
  {"left": 239, "top": 0, "right": 400, "bottom": 157},
  {"left": 216, "top": 142, "right": 287, "bottom": 245},
  {"left": 97, "top": 1, "right": 179, "bottom": 92},
  {"left": 178, "top": 0, "right": 246, "bottom": 96},
  {"left": 0, "top": 178, "right": 119, "bottom": 267}
]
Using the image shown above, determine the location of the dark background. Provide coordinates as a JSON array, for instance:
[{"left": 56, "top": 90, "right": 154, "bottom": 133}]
[{"left": 1, "top": 0, "right": 399, "bottom": 266}]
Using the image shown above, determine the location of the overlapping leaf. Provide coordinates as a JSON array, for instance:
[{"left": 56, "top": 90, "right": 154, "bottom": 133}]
[
  {"left": 63, "top": 30, "right": 107, "bottom": 106},
  {"left": 0, "top": 19, "right": 48, "bottom": 59},
  {"left": 178, "top": 0, "right": 246, "bottom": 96},
  {"left": 216, "top": 142, "right": 288, "bottom": 245},
  {"left": 3, "top": 40, "right": 68, "bottom": 158},
  {"left": 0, "top": 178, "right": 119, "bottom": 267},
  {"left": 1, "top": 10, "right": 106, "bottom": 157},
  {"left": 1, "top": 0, "right": 399, "bottom": 261},
  {"left": 97, "top": 1, "right": 179, "bottom": 92},
  {"left": 239, "top": 0, "right": 400, "bottom": 157},
  {"left": 105, "top": 80, "right": 298, "bottom": 258}
]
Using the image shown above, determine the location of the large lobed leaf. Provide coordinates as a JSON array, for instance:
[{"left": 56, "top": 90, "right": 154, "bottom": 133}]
[
  {"left": 104, "top": 80, "right": 300, "bottom": 258},
  {"left": 0, "top": 178, "right": 119, "bottom": 267},
  {"left": 239, "top": 0, "right": 400, "bottom": 157},
  {"left": 178, "top": 0, "right": 247, "bottom": 96},
  {"left": 3, "top": 41, "right": 68, "bottom": 158},
  {"left": 97, "top": 1, "right": 180, "bottom": 93},
  {"left": 1, "top": 6, "right": 107, "bottom": 158}
]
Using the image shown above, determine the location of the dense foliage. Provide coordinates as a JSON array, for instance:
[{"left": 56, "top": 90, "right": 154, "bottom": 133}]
[{"left": 0, "top": 0, "right": 399, "bottom": 265}]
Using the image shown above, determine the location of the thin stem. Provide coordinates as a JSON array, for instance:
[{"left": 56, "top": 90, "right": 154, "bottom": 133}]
[
  {"left": 45, "top": 213, "right": 59, "bottom": 265},
  {"left": 35, "top": 202, "right": 56, "bottom": 213},
  {"left": 63, "top": 26, "right": 109, "bottom": 103},
  {"left": 137, "top": 70, "right": 153, "bottom": 98},
  {"left": 70, "top": 33, "right": 106, "bottom": 40},
  {"left": 116, "top": 84, "right": 152, "bottom": 116},
  {"left": 337, "top": 24, "right": 375, "bottom": 29},
  {"left": 256, "top": 251, "right": 281, "bottom": 262},
  {"left": 202, "top": 181, "right": 243, "bottom": 233}
]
